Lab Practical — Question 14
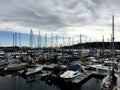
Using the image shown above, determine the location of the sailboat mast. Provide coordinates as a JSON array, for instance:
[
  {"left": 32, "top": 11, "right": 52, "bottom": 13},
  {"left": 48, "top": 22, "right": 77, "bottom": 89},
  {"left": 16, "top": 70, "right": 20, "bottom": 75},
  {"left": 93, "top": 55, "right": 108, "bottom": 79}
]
[
  {"left": 112, "top": 15, "right": 115, "bottom": 59},
  {"left": 51, "top": 33, "right": 53, "bottom": 48},
  {"left": 102, "top": 35, "right": 104, "bottom": 57},
  {"left": 15, "top": 32, "right": 17, "bottom": 46},
  {"left": 37, "top": 31, "right": 41, "bottom": 48},
  {"left": 30, "top": 29, "right": 33, "bottom": 48},
  {"left": 13, "top": 33, "right": 15, "bottom": 46},
  {"left": 69, "top": 37, "right": 70, "bottom": 51},
  {"left": 80, "top": 34, "right": 82, "bottom": 49},
  {"left": 19, "top": 33, "right": 21, "bottom": 47},
  {"left": 45, "top": 34, "right": 47, "bottom": 47},
  {"left": 56, "top": 34, "right": 57, "bottom": 47}
]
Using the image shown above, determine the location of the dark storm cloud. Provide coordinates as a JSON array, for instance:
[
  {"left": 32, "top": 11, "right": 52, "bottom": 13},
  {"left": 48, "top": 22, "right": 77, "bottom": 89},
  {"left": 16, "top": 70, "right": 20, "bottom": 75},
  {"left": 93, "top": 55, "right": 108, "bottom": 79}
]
[
  {"left": 0, "top": 0, "right": 120, "bottom": 33},
  {"left": 0, "top": 0, "right": 95, "bottom": 27}
]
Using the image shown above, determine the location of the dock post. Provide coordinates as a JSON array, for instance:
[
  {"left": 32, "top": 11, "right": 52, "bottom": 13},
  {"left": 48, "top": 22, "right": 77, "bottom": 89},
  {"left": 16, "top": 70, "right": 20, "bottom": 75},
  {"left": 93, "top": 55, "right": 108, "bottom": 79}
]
[{"left": 96, "top": 66, "right": 98, "bottom": 73}]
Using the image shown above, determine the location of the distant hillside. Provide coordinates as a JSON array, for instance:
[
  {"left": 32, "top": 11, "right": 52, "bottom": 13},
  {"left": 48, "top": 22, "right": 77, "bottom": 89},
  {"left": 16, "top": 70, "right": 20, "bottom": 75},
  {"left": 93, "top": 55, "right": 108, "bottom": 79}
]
[
  {"left": 64, "top": 42, "right": 120, "bottom": 49},
  {"left": 0, "top": 42, "right": 120, "bottom": 51}
]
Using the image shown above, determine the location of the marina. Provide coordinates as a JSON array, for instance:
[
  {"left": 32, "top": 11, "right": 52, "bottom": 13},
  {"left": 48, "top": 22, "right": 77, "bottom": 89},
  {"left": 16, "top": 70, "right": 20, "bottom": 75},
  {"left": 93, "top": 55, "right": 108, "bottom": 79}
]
[
  {"left": 0, "top": 48, "right": 119, "bottom": 90},
  {"left": 0, "top": 41, "right": 120, "bottom": 90},
  {"left": 0, "top": 73, "right": 103, "bottom": 90},
  {"left": 1, "top": 0, "right": 120, "bottom": 90}
]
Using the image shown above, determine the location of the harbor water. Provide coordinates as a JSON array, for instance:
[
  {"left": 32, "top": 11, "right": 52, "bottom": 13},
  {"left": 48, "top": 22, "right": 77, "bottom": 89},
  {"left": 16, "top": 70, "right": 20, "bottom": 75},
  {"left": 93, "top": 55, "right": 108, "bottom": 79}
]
[{"left": 0, "top": 73, "right": 102, "bottom": 90}]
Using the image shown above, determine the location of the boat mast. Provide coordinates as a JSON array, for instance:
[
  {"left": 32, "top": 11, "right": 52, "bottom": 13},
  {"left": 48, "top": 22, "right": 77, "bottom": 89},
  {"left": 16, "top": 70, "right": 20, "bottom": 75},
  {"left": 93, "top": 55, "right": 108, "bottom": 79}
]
[
  {"left": 56, "top": 34, "right": 58, "bottom": 47},
  {"left": 13, "top": 33, "right": 15, "bottom": 46},
  {"left": 69, "top": 37, "right": 70, "bottom": 51},
  {"left": 80, "top": 34, "right": 82, "bottom": 49},
  {"left": 79, "top": 34, "right": 82, "bottom": 57},
  {"left": 19, "top": 33, "right": 21, "bottom": 47},
  {"left": 37, "top": 31, "right": 41, "bottom": 54},
  {"left": 112, "top": 15, "right": 115, "bottom": 64},
  {"left": 30, "top": 29, "right": 33, "bottom": 48},
  {"left": 37, "top": 31, "right": 40, "bottom": 48},
  {"left": 15, "top": 32, "right": 17, "bottom": 46},
  {"left": 51, "top": 33, "right": 53, "bottom": 53},
  {"left": 102, "top": 35, "right": 104, "bottom": 57},
  {"left": 45, "top": 34, "right": 47, "bottom": 48},
  {"left": 51, "top": 33, "right": 53, "bottom": 48}
]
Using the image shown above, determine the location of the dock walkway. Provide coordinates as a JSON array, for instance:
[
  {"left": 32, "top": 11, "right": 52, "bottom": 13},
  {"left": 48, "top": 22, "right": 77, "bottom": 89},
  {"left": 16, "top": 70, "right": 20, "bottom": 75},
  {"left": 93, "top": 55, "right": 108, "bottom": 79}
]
[
  {"left": 72, "top": 72, "right": 106, "bottom": 84},
  {"left": 72, "top": 72, "right": 92, "bottom": 84}
]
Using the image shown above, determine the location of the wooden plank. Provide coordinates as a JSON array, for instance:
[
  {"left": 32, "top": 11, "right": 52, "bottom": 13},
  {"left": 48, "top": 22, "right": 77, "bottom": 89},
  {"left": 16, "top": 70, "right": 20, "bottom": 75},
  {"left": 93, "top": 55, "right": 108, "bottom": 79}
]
[{"left": 72, "top": 72, "right": 92, "bottom": 84}]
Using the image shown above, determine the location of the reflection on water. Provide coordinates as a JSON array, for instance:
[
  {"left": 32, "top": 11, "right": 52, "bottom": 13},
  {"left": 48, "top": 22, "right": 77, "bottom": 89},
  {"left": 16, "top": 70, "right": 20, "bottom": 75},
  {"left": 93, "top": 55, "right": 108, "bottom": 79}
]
[
  {"left": 81, "top": 78, "right": 102, "bottom": 90},
  {"left": 0, "top": 72, "right": 102, "bottom": 90}
]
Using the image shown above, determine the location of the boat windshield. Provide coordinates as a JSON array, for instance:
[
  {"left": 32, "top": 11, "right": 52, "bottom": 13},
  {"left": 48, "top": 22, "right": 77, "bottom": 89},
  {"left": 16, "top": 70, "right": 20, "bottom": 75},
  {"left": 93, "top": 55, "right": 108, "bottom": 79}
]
[
  {"left": 74, "top": 72, "right": 78, "bottom": 75},
  {"left": 68, "top": 64, "right": 81, "bottom": 71},
  {"left": 103, "top": 63, "right": 113, "bottom": 66}
]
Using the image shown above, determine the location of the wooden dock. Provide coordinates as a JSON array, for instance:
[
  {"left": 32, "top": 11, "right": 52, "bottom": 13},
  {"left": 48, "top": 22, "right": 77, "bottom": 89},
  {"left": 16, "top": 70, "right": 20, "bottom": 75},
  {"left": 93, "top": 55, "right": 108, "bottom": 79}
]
[
  {"left": 72, "top": 72, "right": 92, "bottom": 84},
  {"left": 71, "top": 72, "right": 106, "bottom": 85}
]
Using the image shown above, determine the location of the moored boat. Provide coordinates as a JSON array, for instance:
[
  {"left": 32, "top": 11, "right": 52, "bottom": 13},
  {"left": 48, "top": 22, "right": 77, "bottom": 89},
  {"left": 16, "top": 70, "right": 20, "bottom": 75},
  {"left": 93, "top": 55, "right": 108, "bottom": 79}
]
[
  {"left": 4, "top": 63, "right": 27, "bottom": 71},
  {"left": 101, "top": 69, "right": 120, "bottom": 90},
  {"left": 60, "top": 63, "right": 85, "bottom": 82},
  {"left": 21, "top": 66, "right": 43, "bottom": 76}
]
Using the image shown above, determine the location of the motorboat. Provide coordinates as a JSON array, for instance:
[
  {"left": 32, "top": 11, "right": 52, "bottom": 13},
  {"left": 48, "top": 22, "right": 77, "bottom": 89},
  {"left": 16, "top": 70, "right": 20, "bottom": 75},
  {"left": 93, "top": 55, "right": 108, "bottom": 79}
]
[
  {"left": 4, "top": 63, "right": 27, "bottom": 71},
  {"left": 22, "top": 66, "right": 43, "bottom": 76},
  {"left": 89, "top": 60, "right": 119, "bottom": 73},
  {"left": 40, "top": 70, "right": 52, "bottom": 78},
  {"left": 60, "top": 63, "right": 85, "bottom": 82},
  {"left": 60, "top": 70, "right": 82, "bottom": 82}
]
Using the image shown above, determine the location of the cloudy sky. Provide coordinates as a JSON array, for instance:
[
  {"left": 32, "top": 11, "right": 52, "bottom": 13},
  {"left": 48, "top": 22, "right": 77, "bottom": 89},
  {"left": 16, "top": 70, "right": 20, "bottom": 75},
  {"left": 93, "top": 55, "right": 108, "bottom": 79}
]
[{"left": 0, "top": 0, "right": 120, "bottom": 47}]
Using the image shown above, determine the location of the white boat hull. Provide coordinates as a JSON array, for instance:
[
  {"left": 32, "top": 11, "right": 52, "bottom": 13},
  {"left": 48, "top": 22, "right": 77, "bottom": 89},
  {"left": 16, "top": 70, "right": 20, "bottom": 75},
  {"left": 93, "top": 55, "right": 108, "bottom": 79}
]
[
  {"left": 60, "top": 70, "right": 82, "bottom": 82},
  {"left": 101, "top": 74, "right": 120, "bottom": 90},
  {"left": 27, "top": 67, "right": 42, "bottom": 75}
]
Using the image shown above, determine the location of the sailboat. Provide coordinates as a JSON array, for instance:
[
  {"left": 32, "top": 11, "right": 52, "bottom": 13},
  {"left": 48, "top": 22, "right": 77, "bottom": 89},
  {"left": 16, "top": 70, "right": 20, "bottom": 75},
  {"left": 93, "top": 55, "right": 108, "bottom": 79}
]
[{"left": 101, "top": 16, "right": 120, "bottom": 90}]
